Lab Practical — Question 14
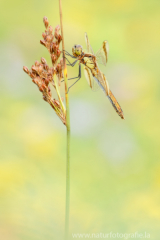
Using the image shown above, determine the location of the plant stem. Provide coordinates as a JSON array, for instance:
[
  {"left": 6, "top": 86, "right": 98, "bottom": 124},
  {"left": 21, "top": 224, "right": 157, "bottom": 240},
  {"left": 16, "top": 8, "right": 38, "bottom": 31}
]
[{"left": 59, "top": 0, "right": 70, "bottom": 239}]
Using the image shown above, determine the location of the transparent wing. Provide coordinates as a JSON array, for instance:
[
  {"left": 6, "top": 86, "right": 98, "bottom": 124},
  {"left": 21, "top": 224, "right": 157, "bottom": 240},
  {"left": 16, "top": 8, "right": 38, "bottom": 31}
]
[
  {"left": 93, "top": 70, "right": 110, "bottom": 96},
  {"left": 84, "top": 32, "right": 94, "bottom": 55},
  {"left": 84, "top": 66, "right": 99, "bottom": 92},
  {"left": 95, "top": 41, "right": 109, "bottom": 66}
]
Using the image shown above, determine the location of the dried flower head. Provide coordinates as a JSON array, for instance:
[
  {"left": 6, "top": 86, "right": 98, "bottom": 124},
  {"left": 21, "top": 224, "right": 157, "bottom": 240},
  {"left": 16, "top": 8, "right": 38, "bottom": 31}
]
[{"left": 23, "top": 17, "right": 66, "bottom": 125}]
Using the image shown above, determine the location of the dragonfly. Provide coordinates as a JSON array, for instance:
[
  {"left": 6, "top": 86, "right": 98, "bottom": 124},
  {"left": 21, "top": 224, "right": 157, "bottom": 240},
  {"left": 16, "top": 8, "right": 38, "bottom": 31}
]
[{"left": 64, "top": 33, "right": 124, "bottom": 119}]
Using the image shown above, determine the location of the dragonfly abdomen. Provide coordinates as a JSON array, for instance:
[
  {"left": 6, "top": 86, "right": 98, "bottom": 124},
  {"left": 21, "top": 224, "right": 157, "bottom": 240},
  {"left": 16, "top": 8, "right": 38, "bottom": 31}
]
[{"left": 107, "top": 90, "right": 124, "bottom": 119}]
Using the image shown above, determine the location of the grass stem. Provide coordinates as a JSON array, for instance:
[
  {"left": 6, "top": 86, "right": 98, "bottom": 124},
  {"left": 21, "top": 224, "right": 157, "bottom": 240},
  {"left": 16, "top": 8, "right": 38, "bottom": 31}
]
[{"left": 59, "top": 1, "right": 70, "bottom": 239}]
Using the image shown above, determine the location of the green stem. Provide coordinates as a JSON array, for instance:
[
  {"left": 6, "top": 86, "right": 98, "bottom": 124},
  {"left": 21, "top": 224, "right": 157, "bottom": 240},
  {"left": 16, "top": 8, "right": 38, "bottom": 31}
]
[
  {"left": 59, "top": 0, "right": 70, "bottom": 239},
  {"left": 65, "top": 116, "right": 70, "bottom": 240}
]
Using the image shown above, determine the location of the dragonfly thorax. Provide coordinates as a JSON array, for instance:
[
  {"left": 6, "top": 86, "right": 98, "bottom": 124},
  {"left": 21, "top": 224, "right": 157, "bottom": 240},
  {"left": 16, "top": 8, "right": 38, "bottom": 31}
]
[{"left": 72, "top": 44, "right": 83, "bottom": 57}]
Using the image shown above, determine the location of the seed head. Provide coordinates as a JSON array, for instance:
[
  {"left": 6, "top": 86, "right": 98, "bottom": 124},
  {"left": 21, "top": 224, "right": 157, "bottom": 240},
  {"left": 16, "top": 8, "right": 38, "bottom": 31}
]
[{"left": 23, "top": 17, "right": 66, "bottom": 125}]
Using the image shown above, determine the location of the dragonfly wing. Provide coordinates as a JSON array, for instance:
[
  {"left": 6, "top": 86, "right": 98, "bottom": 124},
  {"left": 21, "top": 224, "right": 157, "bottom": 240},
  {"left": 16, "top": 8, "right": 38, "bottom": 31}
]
[
  {"left": 93, "top": 70, "right": 124, "bottom": 119},
  {"left": 84, "top": 66, "right": 100, "bottom": 92},
  {"left": 95, "top": 41, "right": 109, "bottom": 66},
  {"left": 84, "top": 66, "right": 124, "bottom": 119},
  {"left": 93, "top": 70, "right": 110, "bottom": 96},
  {"left": 85, "top": 32, "right": 94, "bottom": 55},
  {"left": 108, "top": 90, "right": 124, "bottom": 119}
]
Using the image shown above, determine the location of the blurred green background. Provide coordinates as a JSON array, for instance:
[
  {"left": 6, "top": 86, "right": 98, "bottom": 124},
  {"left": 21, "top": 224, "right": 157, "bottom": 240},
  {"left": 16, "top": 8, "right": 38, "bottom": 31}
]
[{"left": 0, "top": 0, "right": 160, "bottom": 239}]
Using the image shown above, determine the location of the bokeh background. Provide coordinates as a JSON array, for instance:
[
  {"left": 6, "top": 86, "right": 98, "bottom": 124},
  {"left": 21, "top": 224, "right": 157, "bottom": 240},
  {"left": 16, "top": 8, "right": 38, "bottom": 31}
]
[{"left": 0, "top": 0, "right": 160, "bottom": 239}]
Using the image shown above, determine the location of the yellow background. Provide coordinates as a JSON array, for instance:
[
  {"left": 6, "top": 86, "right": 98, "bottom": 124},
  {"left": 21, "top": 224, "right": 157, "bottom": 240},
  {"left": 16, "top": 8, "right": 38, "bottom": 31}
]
[{"left": 0, "top": 0, "right": 160, "bottom": 239}]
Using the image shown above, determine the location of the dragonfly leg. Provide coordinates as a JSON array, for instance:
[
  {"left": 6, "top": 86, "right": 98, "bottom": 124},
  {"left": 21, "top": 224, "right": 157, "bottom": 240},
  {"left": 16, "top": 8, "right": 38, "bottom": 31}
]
[
  {"left": 67, "top": 64, "right": 81, "bottom": 93},
  {"left": 68, "top": 60, "right": 78, "bottom": 67},
  {"left": 61, "top": 62, "right": 80, "bottom": 83},
  {"left": 62, "top": 50, "right": 76, "bottom": 58},
  {"left": 65, "top": 57, "right": 78, "bottom": 67},
  {"left": 61, "top": 75, "right": 80, "bottom": 83},
  {"left": 61, "top": 59, "right": 79, "bottom": 83},
  {"left": 65, "top": 57, "right": 72, "bottom": 66}
]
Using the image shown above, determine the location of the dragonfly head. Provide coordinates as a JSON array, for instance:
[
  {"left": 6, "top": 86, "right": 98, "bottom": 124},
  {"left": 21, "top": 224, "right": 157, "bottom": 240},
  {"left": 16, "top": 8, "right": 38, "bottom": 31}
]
[{"left": 72, "top": 44, "right": 83, "bottom": 57}]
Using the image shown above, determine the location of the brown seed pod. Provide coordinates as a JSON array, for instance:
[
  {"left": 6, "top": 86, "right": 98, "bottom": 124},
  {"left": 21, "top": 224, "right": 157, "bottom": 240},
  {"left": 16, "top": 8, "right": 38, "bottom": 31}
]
[
  {"left": 42, "top": 83, "right": 46, "bottom": 89},
  {"left": 50, "top": 42, "right": 56, "bottom": 53},
  {"left": 38, "top": 65, "right": 43, "bottom": 74},
  {"left": 39, "top": 86, "right": 44, "bottom": 92},
  {"left": 46, "top": 35, "right": 52, "bottom": 42},
  {"left": 58, "top": 34, "right": 62, "bottom": 43},
  {"left": 30, "top": 72, "right": 36, "bottom": 79},
  {"left": 40, "top": 40, "right": 46, "bottom": 47},
  {"left": 42, "top": 32, "right": 46, "bottom": 39},
  {"left": 34, "top": 77, "right": 40, "bottom": 84},
  {"left": 53, "top": 43, "right": 58, "bottom": 52},
  {"left": 54, "top": 31, "right": 59, "bottom": 40},
  {"left": 35, "top": 60, "right": 40, "bottom": 66},
  {"left": 45, "top": 78, "right": 49, "bottom": 86},
  {"left": 23, "top": 66, "right": 29, "bottom": 74},
  {"left": 56, "top": 63, "right": 61, "bottom": 73},
  {"left": 41, "top": 57, "right": 47, "bottom": 64},
  {"left": 43, "top": 64, "right": 49, "bottom": 71},
  {"left": 48, "top": 25, "right": 53, "bottom": 34},
  {"left": 56, "top": 49, "right": 61, "bottom": 58},
  {"left": 43, "top": 16, "right": 49, "bottom": 29},
  {"left": 47, "top": 75, "right": 52, "bottom": 82},
  {"left": 31, "top": 65, "right": 38, "bottom": 73},
  {"left": 51, "top": 54, "right": 57, "bottom": 64}
]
